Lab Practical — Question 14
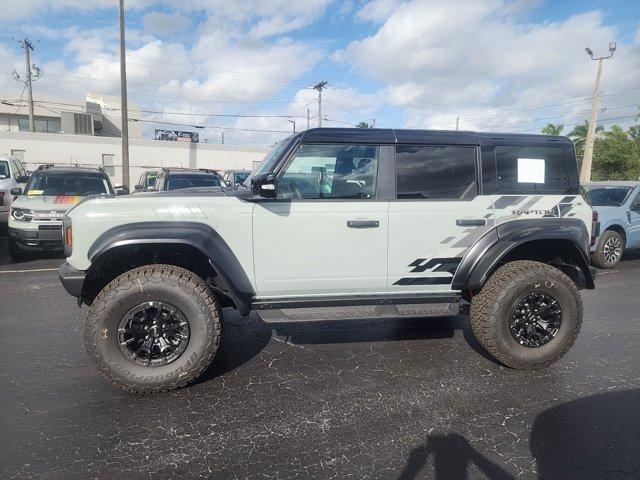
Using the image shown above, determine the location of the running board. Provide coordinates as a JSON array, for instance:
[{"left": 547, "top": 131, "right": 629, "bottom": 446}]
[
  {"left": 252, "top": 293, "right": 460, "bottom": 311},
  {"left": 257, "top": 302, "right": 459, "bottom": 323}
]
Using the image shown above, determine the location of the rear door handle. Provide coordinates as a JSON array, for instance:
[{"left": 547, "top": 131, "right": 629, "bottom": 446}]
[
  {"left": 456, "top": 218, "right": 487, "bottom": 227},
  {"left": 347, "top": 220, "right": 379, "bottom": 229}
]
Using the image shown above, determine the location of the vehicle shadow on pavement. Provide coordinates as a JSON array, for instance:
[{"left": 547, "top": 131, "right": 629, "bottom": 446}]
[
  {"left": 195, "top": 313, "right": 498, "bottom": 386},
  {"left": 397, "top": 432, "right": 514, "bottom": 480},
  {"left": 530, "top": 389, "right": 640, "bottom": 479}
]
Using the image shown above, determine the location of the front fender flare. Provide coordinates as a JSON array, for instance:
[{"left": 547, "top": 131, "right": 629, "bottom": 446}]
[{"left": 88, "top": 221, "right": 254, "bottom": 315}]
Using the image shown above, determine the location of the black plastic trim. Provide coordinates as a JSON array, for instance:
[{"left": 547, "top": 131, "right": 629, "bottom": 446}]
[
  {"left": 58, "top": 261, "right": 85, "bottom": 298},
  {"left": 252, "top": 292, "right": 461, "bottom": 310},
  {"left": 87, "top": 222, "right": 255, "bottom": 315},
  {"left": 452, "top": 218, "right": 594, "bottom": 290}
]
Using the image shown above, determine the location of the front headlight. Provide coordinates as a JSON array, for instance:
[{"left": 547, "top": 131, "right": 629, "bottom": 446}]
[{"left": 11, "top": 207, "right": 33, "bottom": 221}]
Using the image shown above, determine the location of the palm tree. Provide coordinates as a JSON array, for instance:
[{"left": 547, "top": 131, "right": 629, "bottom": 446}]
[
  {"left": 541, "top": 123, "right": 564, "bottom": 135},
  {"left": 569, "top": 120, "right": 604, "bottom": 158}
]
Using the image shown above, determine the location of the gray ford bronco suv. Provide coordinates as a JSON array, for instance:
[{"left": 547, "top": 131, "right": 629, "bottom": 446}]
[{"left": 59, "top": 128, "right": 596, "bottom": 394}]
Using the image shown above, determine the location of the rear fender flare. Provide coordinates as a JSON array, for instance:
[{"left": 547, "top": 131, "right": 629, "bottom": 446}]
[{"left": 452, "top": 218, "right": 594, "bottom": 290}]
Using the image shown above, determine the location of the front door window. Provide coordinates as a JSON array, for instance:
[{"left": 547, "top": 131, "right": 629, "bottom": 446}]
[{"left": 278, "top": 144, "right": 379, "bottom": 199}]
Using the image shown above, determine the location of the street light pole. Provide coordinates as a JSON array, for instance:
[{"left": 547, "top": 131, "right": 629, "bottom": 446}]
[
  {"left": 119, "top": 0, "right": 130, "bottom": 189},
  {"left": 580, "top": 43, "right": 616, "bottom": 183}
]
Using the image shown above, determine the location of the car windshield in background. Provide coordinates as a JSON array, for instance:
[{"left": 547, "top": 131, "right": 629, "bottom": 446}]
[
  {"left": 586, "top": 187, "right": 632, "bottom": 206},
  {"left": 25, "top": 173, "right": 112, "bottom": 196},
  {"left": 165, "top": 174, "right": 225, "bottom": 190},
  {"left": 0, "top": 161, "right": 9, "bottom": 179}
]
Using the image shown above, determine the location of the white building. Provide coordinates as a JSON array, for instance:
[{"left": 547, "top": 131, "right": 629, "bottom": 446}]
[
  {"left": 0, "top": 94, "right": 268, "bottom": 184},
  {"left": 0, "top": 130, "right": 267, "bottom": 185}
]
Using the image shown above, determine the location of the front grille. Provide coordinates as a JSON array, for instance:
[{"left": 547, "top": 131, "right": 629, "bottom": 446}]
[
  {"left": 32, "top": 210, "right": 65, "bottom": 222},
  {"left": 38, "top": 224, "right": 62, "bottom": 231}
]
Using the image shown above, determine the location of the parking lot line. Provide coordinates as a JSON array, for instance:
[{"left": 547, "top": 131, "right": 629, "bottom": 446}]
[{"left": 0, "top": 268, "right": 59, "bottom": 274}]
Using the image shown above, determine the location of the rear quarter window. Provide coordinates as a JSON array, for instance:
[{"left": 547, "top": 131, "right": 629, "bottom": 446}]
[{"left": 495, "top": 145, "right": 572, "bottom": 194}]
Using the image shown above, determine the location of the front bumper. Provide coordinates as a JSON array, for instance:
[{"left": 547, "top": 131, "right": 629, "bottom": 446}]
[
  {"left": 9, "top": 226, "right": 64, "bottom": 251},
  {"left": 59, "top": 261, "right": 86, "bottom": 298}
]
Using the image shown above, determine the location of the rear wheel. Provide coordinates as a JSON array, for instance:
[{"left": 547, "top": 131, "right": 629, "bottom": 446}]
[
  {"left": 85, "top": 264, "right": 221, "bottom": 394},
  {"left": 469, "top": 260, "right": 582, "bottom": 369},
  {"left": 592, "top": 230, "right": 624, "bottom": 269}
]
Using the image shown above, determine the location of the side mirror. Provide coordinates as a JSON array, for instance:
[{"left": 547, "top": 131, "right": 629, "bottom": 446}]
[
  {"left": 10, "top": 186, "right": 22, "bottom": 196},
  {"left": 134, "top": 184, "right": 144, "bottom": 191},
  {"left": 631, "top": 201, "right": 640, "bottom": 212},
  {"left": 115, "top": 187, "right": 130, "bottom": 196},
  {"left": 16, "top": 175, "right": 29, "bottom": 183},
  {"left": 251, "top": 173, "right": 276, "bottom": 198}
]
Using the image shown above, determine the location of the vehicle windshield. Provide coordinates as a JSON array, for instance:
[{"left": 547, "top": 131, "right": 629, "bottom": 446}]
[
  {"left": 586, "top": 187, "right": 632, "bottom": 206},
  {"left": 0, "top": 160, "right": 9, "bottom": 179},
  {"left": 249, "top": 139, "right": 291, "bottom": 180},
  {"left": 24, "top": 173, "right": 113, "bottom": 196},
  {"left": 165, "top": 174, "right": 226, "bottom": 191}
]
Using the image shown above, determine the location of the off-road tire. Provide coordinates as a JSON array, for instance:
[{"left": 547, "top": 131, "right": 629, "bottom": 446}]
[
  {"left": 469, "top": 260, "right": 582, "bottom": 370},
  {"left": 85, "top": 264, "right": 221, "bottom": 394},
  {"left": 8, "top": 238, "right": 27, "bottom": 259},
  {"left": 591, "top": 229, "right": 624, "bottom": 269}
]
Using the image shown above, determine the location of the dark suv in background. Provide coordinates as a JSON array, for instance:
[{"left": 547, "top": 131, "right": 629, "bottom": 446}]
[{"left": 136, "top": 168, "right": 227, "bottom": 192}]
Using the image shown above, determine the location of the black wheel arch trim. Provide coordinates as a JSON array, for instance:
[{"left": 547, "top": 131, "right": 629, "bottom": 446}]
[
  {"left": 87, "top": 221, "right": 255, "bottom": 315},
  {"left": 452, "top": 218, "right": 595, "bottom": 291}
]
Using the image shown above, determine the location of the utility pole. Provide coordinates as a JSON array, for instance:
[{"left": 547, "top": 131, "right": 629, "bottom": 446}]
[
  {"left": 221, "top": 131, "right": 224, "bottom": 145},
  {"left": 313, "top": 81, "right": 327, "bottom": 128},
  {"left": 580, "top": 43, "right": 616, "bottom": 183},
  {"left": 456, "top": 116, "right": 460, "bottom": 131},
  {"left": 16, "top": 38, "right": 36, "bottom": 132},
  {"left": 119, "top": 0, "right": 130, "bottom": 189},
  {"left": 306, "top": 108, "right": 310, "bottom": 130}
]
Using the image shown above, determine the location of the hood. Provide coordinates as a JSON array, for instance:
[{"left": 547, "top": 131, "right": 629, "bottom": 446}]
[{"left": 12, "top": 194, "right": 83, "bottom": 212}]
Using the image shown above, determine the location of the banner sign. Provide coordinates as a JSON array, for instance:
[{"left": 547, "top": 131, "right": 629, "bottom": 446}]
[{"left": 154, "top": 129, "right": 200, "bottom": 143}]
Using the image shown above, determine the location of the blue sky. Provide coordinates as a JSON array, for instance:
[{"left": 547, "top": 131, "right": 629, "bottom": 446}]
[{"left": 0, "top": 0, "right": 639, "bottom": 146}]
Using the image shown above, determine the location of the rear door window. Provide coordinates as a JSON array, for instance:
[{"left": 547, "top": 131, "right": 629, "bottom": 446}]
[
  {"left": 395, "top": 145, "right": 477, "bottom": 199},
  {"left": 496, "top": 146, "right": 569, "bottom": 193}
]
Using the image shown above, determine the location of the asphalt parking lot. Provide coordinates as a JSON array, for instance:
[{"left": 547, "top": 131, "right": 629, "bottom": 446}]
[{"left": 1, "top": 230, "right": 639, "bottom": 479}]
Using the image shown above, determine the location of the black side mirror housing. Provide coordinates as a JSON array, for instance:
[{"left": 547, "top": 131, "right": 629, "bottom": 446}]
[
  {"left": 16, "top": 175, "right": 29, "bottom": 183},
  {"left": 251, "top": 173, "right": 277, "bottom": 199},
  {"left": 134, "top": 184, "right": 144, "bottom": 191},
  {"left": 10, "top": 186, "right": 22, "bottom": 196},
  {"left": 631, "top": 201, "right": 640, "bottom": 212}
]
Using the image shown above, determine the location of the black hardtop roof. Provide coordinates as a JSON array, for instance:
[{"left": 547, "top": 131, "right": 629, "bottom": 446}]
[
  {"left": 296, "top": 128, "right": 574, "bottom": 146},
  {"left": 163, "top": 168, "right": 221, "bottom": 176}
]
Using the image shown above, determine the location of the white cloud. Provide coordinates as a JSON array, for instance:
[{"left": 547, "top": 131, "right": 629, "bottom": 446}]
[
  {"left": 356, "top": 0, "right": 401, "bottom": 22},
  {"left": 0, "top": 0, "right": 154, "bottom": 20},
  {"left": 142, "top": 12, "right": 190, "bottom": 36},
  {"left": 336, "top": 0, "right": 640, "bottom": 131}
]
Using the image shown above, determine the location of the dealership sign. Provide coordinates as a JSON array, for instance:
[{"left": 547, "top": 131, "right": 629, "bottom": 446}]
[{"left": 154, "top": 129, "right": 200, "bottom": 143}]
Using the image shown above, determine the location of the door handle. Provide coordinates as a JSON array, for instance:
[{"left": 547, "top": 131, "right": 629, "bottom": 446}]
[
  {"left": 347, "top": 220, "right": 379, "bottom": 229},
  {"left": 456, "top": 218, "right": 487, "bottom": 227}
]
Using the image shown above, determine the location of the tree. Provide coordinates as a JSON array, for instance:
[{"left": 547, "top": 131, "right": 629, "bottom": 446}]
[
  {"left": 568, "top": 120, "right": 603, "bottom": 159},
  {"left": 356, "top": 121, "right": 373, "bottom": 128},
  {"left": 591, "top": 124, "right": 640, "bottom": 181},
  {"left": 541, "top": 123, "right": 564, "bottom": 135}
]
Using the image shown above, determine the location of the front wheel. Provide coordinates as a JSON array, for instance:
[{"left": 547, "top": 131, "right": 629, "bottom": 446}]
[
  {"left": 469, "top": 260, "right": 582, "bottom": 370},
  {"left": 85, "top": 265, "right": 221, "bottom": 394}
]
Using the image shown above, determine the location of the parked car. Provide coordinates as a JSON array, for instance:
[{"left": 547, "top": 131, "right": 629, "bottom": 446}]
[
  {"left": 133, "top": 170, "right": 158, "bottom": 192},
  {"left": 151, "top": 168, "right": 227, "bottom": 191},
  {"left": 222, "top": 169, "right": 251, "bottom": 187},
  {"left": 8, "top": 165, "right": 115, "bottom": 258},
  {"left": 584, "top": 181, "right": 640, "bottom": 268},
  {"left": 58, "top": 128, "right": 596, "bottom": 394},
  {"left": 0, "top": 155, "right": 29, "bottom": 224}
]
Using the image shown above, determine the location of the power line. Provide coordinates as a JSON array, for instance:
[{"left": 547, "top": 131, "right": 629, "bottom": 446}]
[{"left": 512, "top": 114, "right": 637, "bottom": 133}]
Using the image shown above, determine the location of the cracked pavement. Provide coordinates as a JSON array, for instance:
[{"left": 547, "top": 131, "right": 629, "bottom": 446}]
[{"left": 1, "top": 236, "right": 639, "bottom": 479}]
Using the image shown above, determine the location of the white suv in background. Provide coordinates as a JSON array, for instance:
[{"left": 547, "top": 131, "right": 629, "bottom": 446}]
[{"left": 0, "top": 155, "right": 29, "bottom": 224}]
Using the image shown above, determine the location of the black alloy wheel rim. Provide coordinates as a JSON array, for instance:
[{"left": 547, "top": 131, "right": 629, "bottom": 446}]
[
  {"left": 509, "top": 292, "right": 562, "bottom": 348},
  {"left": 118, "top": 302, "right": 190, "bottom": 367}
]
